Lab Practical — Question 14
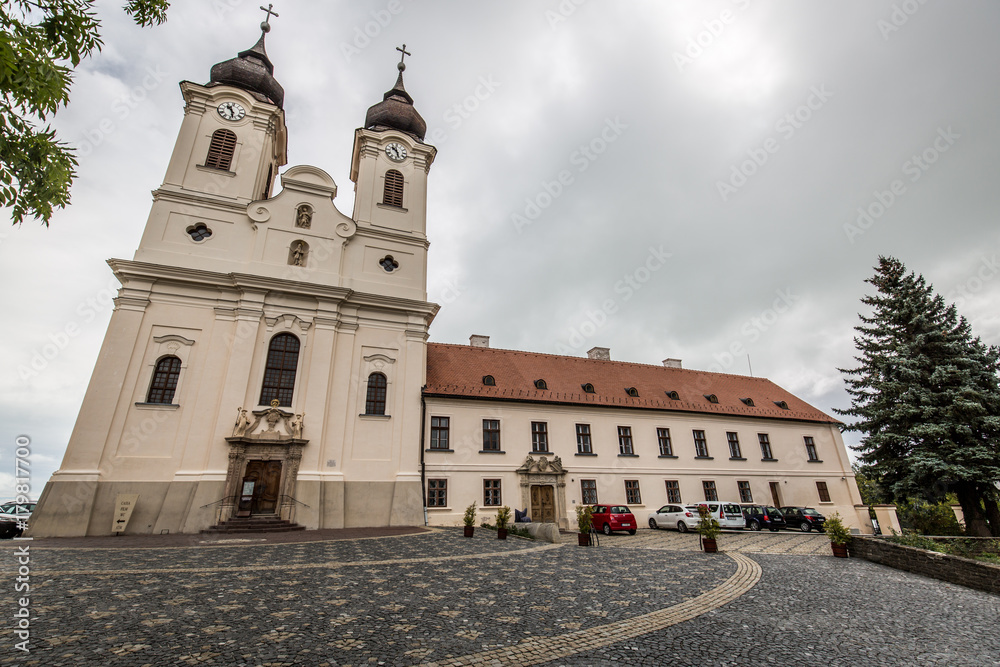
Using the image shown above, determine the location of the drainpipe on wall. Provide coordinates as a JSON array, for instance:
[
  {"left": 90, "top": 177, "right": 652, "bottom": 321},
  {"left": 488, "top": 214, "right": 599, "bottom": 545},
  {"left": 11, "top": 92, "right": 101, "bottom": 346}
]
[{"left": 420, "top": 388, "right": 427, "bottom": 526}]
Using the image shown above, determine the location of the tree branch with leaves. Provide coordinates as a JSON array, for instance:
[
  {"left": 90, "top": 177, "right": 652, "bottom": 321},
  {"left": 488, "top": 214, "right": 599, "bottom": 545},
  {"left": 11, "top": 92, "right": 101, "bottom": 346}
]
[{"left": 1, "top": 0, "right": 169, "bottom": 226}]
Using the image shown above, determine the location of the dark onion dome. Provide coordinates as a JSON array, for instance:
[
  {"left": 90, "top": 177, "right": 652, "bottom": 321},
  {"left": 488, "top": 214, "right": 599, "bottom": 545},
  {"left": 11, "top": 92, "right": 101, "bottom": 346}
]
[
  {"left": 209, "top": 31, "right": 284, "bottom": 108},
  {"left": 364, "top": 62, "right": 426, "bottom": 140}
]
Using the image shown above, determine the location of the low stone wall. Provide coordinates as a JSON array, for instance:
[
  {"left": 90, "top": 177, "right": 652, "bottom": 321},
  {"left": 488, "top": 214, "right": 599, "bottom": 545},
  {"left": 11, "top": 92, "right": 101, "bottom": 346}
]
[{"left": 850, "top": 537, "right": 1000, "bottom": 596}]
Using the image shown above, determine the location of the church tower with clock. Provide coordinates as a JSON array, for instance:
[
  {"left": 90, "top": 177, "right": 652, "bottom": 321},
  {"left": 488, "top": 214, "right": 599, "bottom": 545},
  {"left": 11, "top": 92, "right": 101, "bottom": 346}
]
[{"left": 29, "top": 16, "right": 439, "bottom": 537}]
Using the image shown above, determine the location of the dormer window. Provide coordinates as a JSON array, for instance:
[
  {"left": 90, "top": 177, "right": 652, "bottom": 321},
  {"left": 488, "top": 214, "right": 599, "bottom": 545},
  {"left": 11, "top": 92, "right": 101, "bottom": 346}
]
[
  {"left": 625, "top": 387, "right": 639, "bottom": 397},
  {"left": 666, "top": 391, "right": 680, "bottom": 400},
  {"left": 582, "top": 383, "right": 595, "bottom": 393},
  {"left": 534, "top": 379, "right": 547, "bottom": 390},
  {"left": 704, "top": 394, "right": 719, "bottom": 404},
  {"left": 482, "top": 375, "right": 495, "bottom": 386},
  {"left": 204, "top": 129, "right": 237, "bottom": 171},
  {"left": 383, "top": 169, "right": 404, "bottom": 207},
  {"left": 774, "top": 400, "right": 789, "bottom": 410},
  {"left": 740, "top": 397, "right": 755, "bottom": 407}
]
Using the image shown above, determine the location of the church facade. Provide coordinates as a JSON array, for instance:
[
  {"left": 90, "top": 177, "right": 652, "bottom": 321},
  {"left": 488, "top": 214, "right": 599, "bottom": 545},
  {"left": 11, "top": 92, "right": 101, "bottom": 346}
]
[{"left": 29, "top": 25, "right": 872, "bottom": 537}]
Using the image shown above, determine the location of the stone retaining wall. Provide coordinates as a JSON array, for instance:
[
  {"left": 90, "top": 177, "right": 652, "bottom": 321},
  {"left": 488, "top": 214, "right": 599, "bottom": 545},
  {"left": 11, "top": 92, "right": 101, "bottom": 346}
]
[{"left": 850, "top": 537, "right": 1000, "bottom": 596}]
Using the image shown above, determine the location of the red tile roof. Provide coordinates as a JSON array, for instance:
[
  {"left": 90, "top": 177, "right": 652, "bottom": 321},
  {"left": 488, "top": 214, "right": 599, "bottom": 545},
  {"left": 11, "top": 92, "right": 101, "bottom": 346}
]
[{"left": 425, "top": 343, "right": 838, "bottom": 424}]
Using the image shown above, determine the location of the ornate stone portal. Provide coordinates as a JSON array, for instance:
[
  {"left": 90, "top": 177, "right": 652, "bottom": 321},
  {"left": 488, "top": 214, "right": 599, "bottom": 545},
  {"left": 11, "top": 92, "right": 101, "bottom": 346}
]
[
  {"left": 516, "top": 455, "right": 568, "bottom": 529},
  {"left": 221, "top": 401, "right": 308, "bottom": 522}
]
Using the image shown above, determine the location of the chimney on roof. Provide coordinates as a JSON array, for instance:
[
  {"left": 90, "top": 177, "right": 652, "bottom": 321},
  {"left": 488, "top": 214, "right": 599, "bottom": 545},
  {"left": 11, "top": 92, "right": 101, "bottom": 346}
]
[
  {"left": 663, "top": 358, "right": 682, "bottom": 369},
  {"left": 470, "top": 335, "right": 490, "bottom": 348},
  {"left": 587, "top": 347, "right": 610, "bottom": 361}
]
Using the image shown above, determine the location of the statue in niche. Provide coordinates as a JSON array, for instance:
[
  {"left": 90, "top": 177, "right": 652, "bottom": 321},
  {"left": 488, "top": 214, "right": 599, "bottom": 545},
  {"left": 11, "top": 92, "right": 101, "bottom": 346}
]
[
  {"left": 233, "top": 408, "right": 251, "bottom": 437},
  {"left": 295, "top": 204, "right": 312, "bottom": 229},
  {"left": 290, "top": 240, "right": 307, "bottom": 266}
]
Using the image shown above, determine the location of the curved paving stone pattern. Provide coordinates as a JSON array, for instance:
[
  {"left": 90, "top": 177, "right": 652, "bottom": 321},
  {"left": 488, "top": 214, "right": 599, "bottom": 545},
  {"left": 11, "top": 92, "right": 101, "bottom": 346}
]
[
  {"left": 537, "top": 552, "right": 1000, "bottom": 667},
  {"left": 0, "top": 531, "right": 742, "bottom": 666}
]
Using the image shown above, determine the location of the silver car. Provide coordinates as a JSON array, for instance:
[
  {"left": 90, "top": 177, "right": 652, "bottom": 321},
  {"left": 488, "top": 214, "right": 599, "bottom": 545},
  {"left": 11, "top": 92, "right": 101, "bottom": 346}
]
[{"left": 647, "top": 504, "right": 699, "bottom": 532}]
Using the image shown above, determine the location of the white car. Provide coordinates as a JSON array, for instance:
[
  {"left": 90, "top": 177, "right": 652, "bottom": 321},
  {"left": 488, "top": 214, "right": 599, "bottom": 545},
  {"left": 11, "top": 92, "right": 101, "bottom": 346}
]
[
  {"left": 0, "top": 501, "right": 35, "bottom": 539},
  {"left": 647, "top": 504, "right": 700, "bottom": 532},
  {"left": 687, "top": 501, "right": 746, "bottom": 530}
]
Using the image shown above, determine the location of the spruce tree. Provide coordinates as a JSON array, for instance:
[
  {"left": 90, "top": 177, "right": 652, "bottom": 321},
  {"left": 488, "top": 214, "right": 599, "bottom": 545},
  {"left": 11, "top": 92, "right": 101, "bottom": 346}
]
[{"left": 838, "top": 256, "right": 1000, "bottom": 536}]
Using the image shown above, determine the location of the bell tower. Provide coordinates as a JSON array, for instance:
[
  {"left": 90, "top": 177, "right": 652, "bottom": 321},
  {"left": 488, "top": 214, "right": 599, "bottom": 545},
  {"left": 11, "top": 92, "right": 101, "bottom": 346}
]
[
  {"left": 350, "top": 45, "right": 436, "bottom": 238},
  {"left": 133, "top": 12, "right": 287, "bottom": 269}
]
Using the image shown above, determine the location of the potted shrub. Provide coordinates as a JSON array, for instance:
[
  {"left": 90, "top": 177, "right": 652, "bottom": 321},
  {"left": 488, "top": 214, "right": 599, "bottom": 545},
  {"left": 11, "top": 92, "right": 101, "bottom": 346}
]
[
  {"left": 696, "top": 504, "right": 722, "bottom": 553},
  {"left": 496, "top": 505, "right": 512, "bottom": 540},
  {"left": 463, "top": 501, "right": 477, "bottom": 538},
  {"left": 825, "top": 512, "right": 851, "bottom": 558},
  {"left": 576, "top": 504, "right": 594, "bottom": 547}
]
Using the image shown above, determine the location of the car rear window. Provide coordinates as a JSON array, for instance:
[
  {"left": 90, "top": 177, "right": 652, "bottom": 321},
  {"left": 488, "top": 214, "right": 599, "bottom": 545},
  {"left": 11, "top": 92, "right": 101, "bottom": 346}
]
[
  {"left": 722, "top": 503, "right": 741, "bottom": 514},
  {"left": 802, "top": 508, "right": 822, "bottom": 516},
  {"left": 611, "top": 506, "right": 631, "bottom": 514}
]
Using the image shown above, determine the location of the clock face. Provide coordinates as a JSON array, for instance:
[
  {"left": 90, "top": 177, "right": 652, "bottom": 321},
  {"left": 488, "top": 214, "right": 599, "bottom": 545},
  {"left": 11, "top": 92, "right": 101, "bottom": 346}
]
[
  {"left": 217, "top": 102, "right": 246, "bottom": 121},
  {"left": 385, "top": 142, "right": 407, "bottom": 162}
]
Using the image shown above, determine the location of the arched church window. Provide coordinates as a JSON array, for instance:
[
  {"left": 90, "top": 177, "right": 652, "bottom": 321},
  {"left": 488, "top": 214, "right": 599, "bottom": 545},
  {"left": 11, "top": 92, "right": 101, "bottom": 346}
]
[
  {"left": 205, "top": 129, "right": 237, "bottom": 170},
  {"left": 383, "top": 169, "right": 404, "bottom": 207},
  {"left": 365, "top": 372, "right": 387, "bottom": 415},
  {"left": 146, "top": 356, "right": 182, "bottom": 404},
  {"left": 259, "top": 333, "right": 300, "bottom": 407}
]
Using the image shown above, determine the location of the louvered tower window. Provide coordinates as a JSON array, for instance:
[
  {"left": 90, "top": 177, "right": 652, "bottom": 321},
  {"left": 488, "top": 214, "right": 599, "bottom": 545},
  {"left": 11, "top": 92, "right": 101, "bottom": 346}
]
[
  {"left": 205, "top": 129, "right": 237, "bottom": 170},
  {"left": 383, "top": 169, "right": 404, "bottom": 207}
]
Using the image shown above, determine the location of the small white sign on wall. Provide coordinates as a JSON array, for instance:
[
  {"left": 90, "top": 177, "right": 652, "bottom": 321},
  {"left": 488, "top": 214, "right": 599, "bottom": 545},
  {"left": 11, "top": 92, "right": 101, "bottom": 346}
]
[{"left": 112, "top": 494, "right": 140, "bottom": 533}]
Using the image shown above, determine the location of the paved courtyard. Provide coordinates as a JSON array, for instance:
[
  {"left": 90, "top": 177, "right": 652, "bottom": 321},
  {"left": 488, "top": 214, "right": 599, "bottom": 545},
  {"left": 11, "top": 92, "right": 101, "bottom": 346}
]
[{"left": 1, "top": 528, "right": 998, "bottom": 666}]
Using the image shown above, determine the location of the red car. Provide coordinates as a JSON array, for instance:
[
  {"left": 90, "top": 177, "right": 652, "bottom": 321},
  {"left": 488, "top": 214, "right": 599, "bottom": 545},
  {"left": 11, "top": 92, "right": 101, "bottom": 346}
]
[{"left": 589, "top": 505, "right": 637, "bottom": 535}]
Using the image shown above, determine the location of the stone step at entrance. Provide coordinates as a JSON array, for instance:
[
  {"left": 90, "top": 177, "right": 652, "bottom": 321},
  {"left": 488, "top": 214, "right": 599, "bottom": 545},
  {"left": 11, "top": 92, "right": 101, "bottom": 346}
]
[{"left": 202, "top": 514, "right": 306, "bottom": 534}]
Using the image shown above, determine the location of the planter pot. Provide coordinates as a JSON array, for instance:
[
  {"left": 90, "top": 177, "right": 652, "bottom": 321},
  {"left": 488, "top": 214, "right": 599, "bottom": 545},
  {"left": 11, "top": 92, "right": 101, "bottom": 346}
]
[
  {"left": 463, "top": 526, "right": 474, "bottom": 538},
  {"left": 702, "top": 537, "right": 718, "bottom": 553},
  {"left": 497, "top": 528, "right": 508, "bottom": 540},
  {"left": 831, "top": 543, "right": 849, "bottom": 558},
  {"left": 578, "top": 533, "right": 591, "bottom": 547}
]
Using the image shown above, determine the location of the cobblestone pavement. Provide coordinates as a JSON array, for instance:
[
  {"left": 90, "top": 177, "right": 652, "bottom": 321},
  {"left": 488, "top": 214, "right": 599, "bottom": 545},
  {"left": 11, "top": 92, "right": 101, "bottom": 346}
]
[
  {"left": 1, "top": 527, "right": 998, "bottom": 666},
  {"left": 565, "top": 527, "right": 832, "bottom": 554}
]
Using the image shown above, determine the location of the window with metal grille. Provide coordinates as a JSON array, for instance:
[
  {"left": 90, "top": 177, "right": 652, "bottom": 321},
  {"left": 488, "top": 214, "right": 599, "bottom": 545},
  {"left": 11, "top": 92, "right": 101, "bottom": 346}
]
[
  {"left": 482, "top": 375, "right": 495, "bottom": 386},
  {"left": 703, "top": 480, "right": 718, "bottom": 502},
  {"left": 693, "top": 430, "right": 709, "bottom": 458},
  {"left": 816, "top": 481, "right": 831, "bottom": 502},
  {"left": 146, "top": 356, "right": 181, "bottom": 404},
  {"left": 758, "top": 433, "right": 774, "bottom": 459},
  {"left": 727, "top": 432, "right": 743, "bottom": 459},
  {"left": 534, "top": 379, "right": 547, "bottom": 390},
  {"left": 576, "top": 424, "right": 592, "bottom": 454},
  {"left": 383, "top": 169, "right": 404, "bottom": 206},
  {"left": 665, "top": 480, "right": 681, "bottom": 503},
  {"left": 738, "top": 481, "right": 753, "bottom": 503},
  {"left": 430, "top": 417, "right": 450, "bottom": 450},
  {"left": 204, "top": 129, "right": 237, "bottom": 170},
  {"left": 531, "top": 421, "right": 548, "bottom": 452},
  {"left": 482, "top": 419, "right": 500, "bottom": 451},
  {"left": 582, "top": 383, "right": 595, "bottom": 393},
  {"left": 666, "top": 390, "right": 680, "bottom": 400},
  {"left": 258, "top": 333, "right": 299, "bottom": 407},
  {"left": 618, "top": 426, "right": 634, "bottom": 455},
  {"left": 427, "top": 479, "right": 447, "bottom": 507},
  {"left": 365, "top": 372, "right": 387, "bottom": 415},
  {"left": 804, "top": 436, "right": 820, "bottom": 461},
  {"left": 704, "top": 393, "right": 719, "bottom": 403},
  {"left": 581, "top": 479, "right": 598, "bottom": 505},
  {"left": 657, "top": 428, "right": 673, "bottom": 456},
  {"left": 625, "top": 480, "right": 641, "bottom": 505},
  {"left": 625, "top": 387, "right": 639, "bottom": 397},
  {"left": 483, "top": 479, "right": 501, "bottom": 506}
]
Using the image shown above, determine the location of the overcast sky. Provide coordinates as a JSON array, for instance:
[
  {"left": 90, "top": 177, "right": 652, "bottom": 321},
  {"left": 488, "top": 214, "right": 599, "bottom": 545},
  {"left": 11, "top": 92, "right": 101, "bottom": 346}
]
[{"left": 3, "top": 1, "right": 999, "bottom": 498}]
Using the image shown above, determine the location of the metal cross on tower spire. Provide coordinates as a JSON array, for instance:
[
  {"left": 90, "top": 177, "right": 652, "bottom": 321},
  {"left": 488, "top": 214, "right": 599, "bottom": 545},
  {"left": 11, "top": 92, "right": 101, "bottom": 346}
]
[
  {"left": 260, "top": 4, "right": 279, "bottom": 32},
  {"left": 396, "top": 44, "right": 411, "bottom": 71}
]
